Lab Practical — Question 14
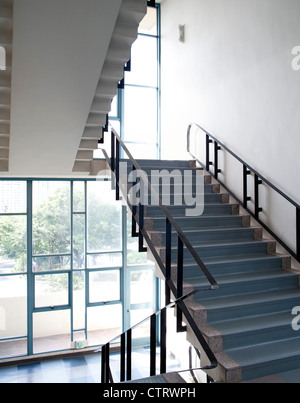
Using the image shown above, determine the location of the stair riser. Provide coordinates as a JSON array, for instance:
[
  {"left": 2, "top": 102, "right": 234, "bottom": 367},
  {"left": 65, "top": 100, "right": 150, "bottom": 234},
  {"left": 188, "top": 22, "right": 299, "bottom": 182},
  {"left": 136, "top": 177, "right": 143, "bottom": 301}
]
[
  {"left": 183, "top": 256, "right": 283, "bottom": 279},
  {"left": 145, "top": 204, "right": 232, "bottom": 217},
  {"left": 148, "top": 216, "right": 244, "bottom": 232},
  {"left": 170, "top": 242, "right": 268, "bottom": 262},
  {"left": 137, "top": 160, "right": 192, "bottom": 169},
  {"left": 191, "top": 276, "right": 298, "bottom": 300},
  {"left": 156, "top": 228, "right": 256, "bottom": 247},
  {"left": 204, "top": 296, "right": 300, "bottom": 323},
  {"left": 242, "top": 354, "right": 300, "bottom": 382},
  {"left": 223, "top": 324, "right": 298, "bottom": 351}
]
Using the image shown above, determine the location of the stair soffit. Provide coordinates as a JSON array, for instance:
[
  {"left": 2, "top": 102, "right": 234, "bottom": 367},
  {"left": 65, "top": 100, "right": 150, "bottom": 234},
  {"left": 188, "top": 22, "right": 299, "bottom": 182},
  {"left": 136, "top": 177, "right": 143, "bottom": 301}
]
[
  {"left": 0, "top": 0, "right": 12, "bottom": 172},
  {"left": 72, "top": 0, "right": 147, "bottom": 174}
]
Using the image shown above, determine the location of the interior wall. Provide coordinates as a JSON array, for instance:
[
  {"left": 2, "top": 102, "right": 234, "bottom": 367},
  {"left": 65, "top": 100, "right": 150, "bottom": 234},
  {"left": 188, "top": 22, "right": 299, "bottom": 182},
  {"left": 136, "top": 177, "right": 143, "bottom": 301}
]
[{"left": 160, "top": 0, "right": 300, "bottom": 205}]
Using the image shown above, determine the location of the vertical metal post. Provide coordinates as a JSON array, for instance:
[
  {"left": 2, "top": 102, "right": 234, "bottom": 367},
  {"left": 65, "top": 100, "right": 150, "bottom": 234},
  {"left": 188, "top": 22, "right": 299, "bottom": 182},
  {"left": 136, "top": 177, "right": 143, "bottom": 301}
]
[
  {"left": 297, "top": 207, "right": 300, "bottom": 262},
  {"left": 165, "top": 218, "right": 172, "bottom": 305},
  {"left": 126, "top": 329, "right": 132, "bottom": 381},
  {"left": 105, "top": 343, "right": 110, "bottom": 383},
  {"left": 111, "top": 130, "right": 115, "bottom": 173},
  {"left": 131, "top": 166, "right": 138, "bottom": 237},
  {"left": 150, "top": 314, "right": 157, "bottom": 377},
  {"left": 101, "top": 345, "right": 106, "bottom": 383},
  {"left": 243, "top": 165, "right": 251, "bottom": 209},
  {"left": 214, "top": 141, "right": 221, "bottom": 179},
  {"left": 176, "top": 237, "right": 186, "bottom": 332},
  {"left": 116, "top": 138, "right": 120, "bottom": 200},
  {"left": 206, "top": 134, "right": 210, "bottom": 172},
  {"left": 160, "top": 307, "right": 167, "bottom": 374},
  {"left": 120, "top": 333, "right": 126, "bottom": 382},
  {"left": 138, "top": 204, "right": 147, "bottom": 252},
  {"left": 254, "top": 174, "right": 263, "bottom": 220}
]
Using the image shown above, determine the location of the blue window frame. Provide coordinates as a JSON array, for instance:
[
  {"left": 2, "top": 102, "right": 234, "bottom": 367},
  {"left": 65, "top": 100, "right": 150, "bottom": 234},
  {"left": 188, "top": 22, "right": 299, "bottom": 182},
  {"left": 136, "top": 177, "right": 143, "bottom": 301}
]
[{"left": 0, "top": 178, "right": 159, "bottom": 359}]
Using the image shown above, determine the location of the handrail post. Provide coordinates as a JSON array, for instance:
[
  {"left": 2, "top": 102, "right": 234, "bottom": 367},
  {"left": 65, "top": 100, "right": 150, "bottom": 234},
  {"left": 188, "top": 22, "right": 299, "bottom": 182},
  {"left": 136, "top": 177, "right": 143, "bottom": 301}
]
[
  {"left": 120, "top": 333, "right": 126, "bottom": 382},
  {"left": 214, "top": 141, "right": 221, "bottom": 179},
  {"left": 160, "top": 307, "right": 167, "bottom": 374},
  {"left": 205, "top": 134, "right": 213, "bottom": 172},
  {"left": 165, "top": 218, "right": 172, "bottom": 305},
  {"left": 126, "top": 329, "right": 132, "bottom": 381},
  {"left": 116, "top": 138, "right": 120, "bottom": 201},
  {"left": 138, "top": 204, "right": 147, "bottom": 252},
  {"left": 150, "top": 314, "right": 157, "bottom": 377},
  {"left": 254, "top": 174, "right": 263, "bottom": 220},
  {"left": 111, "top": 130, "right": 115, "bottom": 173},
  {"left": 297, "top": 207, "right": 300, "bottom": 262},
  {"left": 243, "top": 165, "right": 251, "bottom": 209},
  {"left": 177, "top": 237, "right": 186, "bottom": 333}
]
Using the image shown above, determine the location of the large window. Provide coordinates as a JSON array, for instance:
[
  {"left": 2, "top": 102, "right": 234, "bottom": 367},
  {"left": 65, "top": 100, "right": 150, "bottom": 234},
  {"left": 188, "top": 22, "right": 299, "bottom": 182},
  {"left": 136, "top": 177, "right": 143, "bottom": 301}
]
[
  {"left": 108, "top": 3, "right": 161, "bottom": 159},
  {"left": 0, "top": 179, "right": 158, "bottom": 360}
]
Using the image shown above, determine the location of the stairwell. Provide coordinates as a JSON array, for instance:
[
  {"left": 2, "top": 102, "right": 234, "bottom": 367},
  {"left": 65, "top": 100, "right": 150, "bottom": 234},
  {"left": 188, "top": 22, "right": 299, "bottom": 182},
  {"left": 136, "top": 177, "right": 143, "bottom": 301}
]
[
  {"left": 0, "top": 0, "right": 13, "bottom": 172},
  {"left": 105, "top": 151, "right": 300, "bottom": 383}
]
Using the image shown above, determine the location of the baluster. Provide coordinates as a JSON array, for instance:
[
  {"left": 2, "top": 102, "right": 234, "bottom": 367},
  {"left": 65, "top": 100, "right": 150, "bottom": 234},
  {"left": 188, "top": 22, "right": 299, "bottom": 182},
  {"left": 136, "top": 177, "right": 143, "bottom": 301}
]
[
  {"left": 254, "top": 174, "right": 263, "bottom": 220},
  {"left": 297, "top": 207, "right": 300, "bottom": 262}
]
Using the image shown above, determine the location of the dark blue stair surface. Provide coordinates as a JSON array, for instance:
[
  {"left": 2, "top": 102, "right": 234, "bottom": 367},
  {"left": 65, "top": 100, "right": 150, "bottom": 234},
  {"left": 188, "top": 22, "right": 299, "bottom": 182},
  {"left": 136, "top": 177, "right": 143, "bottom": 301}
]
[{"left": 135, "top": 159, "right": 300, "bottom": 383}]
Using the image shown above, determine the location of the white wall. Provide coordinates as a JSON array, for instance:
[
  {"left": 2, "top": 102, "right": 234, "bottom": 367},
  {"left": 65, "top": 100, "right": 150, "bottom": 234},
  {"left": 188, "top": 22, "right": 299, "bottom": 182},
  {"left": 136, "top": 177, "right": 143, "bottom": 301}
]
[
  {"left": 160, "top": 0, "right": 300, "bottom": 255},
  {"left": 160, "top": 0, "right": 300, "bottom": 202}
]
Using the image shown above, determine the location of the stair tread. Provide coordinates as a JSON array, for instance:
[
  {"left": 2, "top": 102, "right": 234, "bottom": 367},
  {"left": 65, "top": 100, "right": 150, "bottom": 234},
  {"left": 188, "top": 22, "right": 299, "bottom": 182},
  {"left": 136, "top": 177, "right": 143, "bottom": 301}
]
[
  {"left": 187, "top": 269, "right": 297, "bottom": 288},
  {"left": 196, "top": 288, "right": 300, "bottom": 310},
  {"left": 211, "top": 311, "right": 293, "bottom": 336},
  {"left": 225, "top": 337, "right": 300, "bottom": 367}
]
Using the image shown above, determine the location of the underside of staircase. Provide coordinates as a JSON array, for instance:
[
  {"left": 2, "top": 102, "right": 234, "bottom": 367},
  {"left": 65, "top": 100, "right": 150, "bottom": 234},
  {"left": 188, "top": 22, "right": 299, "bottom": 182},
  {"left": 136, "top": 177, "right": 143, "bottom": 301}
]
[
  {"left": 72, "top": 0, "right": 147, "bottom": 174},
  {"left": 117, "top": 157, "right": 300, "bottom": 383},
  {"left": 0, "top": 0, "right": 13, "bottom": 172}
]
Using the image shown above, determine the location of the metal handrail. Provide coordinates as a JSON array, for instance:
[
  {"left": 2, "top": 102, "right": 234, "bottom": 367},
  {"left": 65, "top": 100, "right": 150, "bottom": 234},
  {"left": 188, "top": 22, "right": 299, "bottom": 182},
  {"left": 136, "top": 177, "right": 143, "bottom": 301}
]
[
  {"left": 96, "top": 289, "right": 218, "bottom": 383},
  {"left": 109, "top": 124, "right": 218, "bottom": 293},
  {"left": 187, "top": 122, "right": 300, "bottom": 262}
]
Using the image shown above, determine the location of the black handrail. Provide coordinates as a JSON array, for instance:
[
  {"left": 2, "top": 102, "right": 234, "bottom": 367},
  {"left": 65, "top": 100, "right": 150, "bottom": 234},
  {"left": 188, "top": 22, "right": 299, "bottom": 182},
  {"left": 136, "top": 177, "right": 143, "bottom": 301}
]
[
  {"left": 96, "top": 289, "right": 218, "bottom": 383},
  {"left": 108, "top": 125, "right": 219, "bottom": 299},
  {"left": 187, "top": 123, "right": 300, "bottom": 262}
]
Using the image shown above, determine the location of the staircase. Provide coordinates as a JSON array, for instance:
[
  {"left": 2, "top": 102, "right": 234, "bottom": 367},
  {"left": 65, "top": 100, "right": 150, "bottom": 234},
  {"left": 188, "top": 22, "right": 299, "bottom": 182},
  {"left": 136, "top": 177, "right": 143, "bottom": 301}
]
[
  {"left": 0, "top": 0, "right": 13, "bottom": 172},
  {"left": 101, "top": 127, "right": 300, "bottom": 383},
  {"left": 72, "top": 0, "right": 147, "bottom": 174}
]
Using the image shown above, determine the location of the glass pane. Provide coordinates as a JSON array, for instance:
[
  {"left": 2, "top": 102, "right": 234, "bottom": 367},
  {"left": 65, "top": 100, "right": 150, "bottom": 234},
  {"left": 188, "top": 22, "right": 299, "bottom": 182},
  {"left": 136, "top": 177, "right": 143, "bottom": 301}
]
[
  {"left": 109, "top": 95, "right": 118, "bottom": 118},
  {"left": 33, "top": 255, "right": 71, "bottom": 273},
  {"left": 0, "top": 275, "right": 27, "bottom": 339},
  {"left": 124, "top": 142, "right": 158, "bottom": 160},
  {"left": 33, "top": 310, "right": 71, "bottom": 354},
  {"left": 0, "top": 181, "right": 26, "bottom": 214},
  {"left": 73, "top": 181, "right": 85, "bottom": 213},
  {"left": 127, "top": 215, "right": 148, "bottom": 265},
  {"left": 0, "top": 216, "right": 27, "bottom": 274},
  {"left": 73, "top": 271, "right": 85, "bottom": 330},
  {"left": 87, "top": 181, "right": 122, "bottom": 253},
  {"left": 125, "top": 35, "right": 158, "bottom": 87},
  {"left": 124, "top": 86, "right": 158, "bottom": 143},
  {"left": 33, "top": 181, "right": 71, "bottom": 256},
  {"left": 87, "top": 304, "right": 122, "bottom": 347},
  {"left": 89, "top": 270, "right": 120, "bottom": 303},
  {"left": 87, "top": 253, "right": 122, "bottom": 269},
  {"left": 130, "top": 269, "right": 155, "bottom": 305},
  {"left": 139, "top": 6, "right": 157, "bottom": 35},
  {"left": 34, "top": 274, "right": 69, "bottom": 308},
  {"left": 73, "top": 214, "right": 85, "bottom": 270}
]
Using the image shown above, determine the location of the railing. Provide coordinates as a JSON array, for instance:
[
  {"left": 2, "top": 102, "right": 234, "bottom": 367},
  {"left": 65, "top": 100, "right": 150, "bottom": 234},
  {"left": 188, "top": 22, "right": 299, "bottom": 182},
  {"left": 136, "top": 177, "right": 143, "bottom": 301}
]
[
  {"left": 187, "top": 123, "right": 300, "bottom": 263},
  {"left": 99, "top": 124, "right": 219, "bottom": 380},
  {"left": 97, "top": 290, "right": 217, "bottom": 384}
]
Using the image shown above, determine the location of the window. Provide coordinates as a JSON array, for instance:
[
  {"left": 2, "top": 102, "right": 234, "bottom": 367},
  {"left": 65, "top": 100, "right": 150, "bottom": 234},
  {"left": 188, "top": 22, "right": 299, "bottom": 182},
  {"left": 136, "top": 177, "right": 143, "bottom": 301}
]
[
  {"left": 0, "top": 179, "right": 158, "bottom": 360},
  {"left": 105, "top": 4, "right": 161, "bottom": 160}
]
